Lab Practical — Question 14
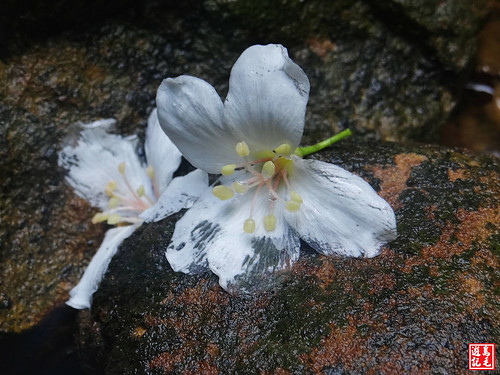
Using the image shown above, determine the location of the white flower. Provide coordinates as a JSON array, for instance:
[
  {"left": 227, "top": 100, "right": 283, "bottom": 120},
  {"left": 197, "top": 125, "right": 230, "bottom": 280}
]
[
  {"left": 59, "top": 110, "right": 208, "bottom": 308},
  {"left": 156, "top": 44, "right": 397, "bottom": 293}
]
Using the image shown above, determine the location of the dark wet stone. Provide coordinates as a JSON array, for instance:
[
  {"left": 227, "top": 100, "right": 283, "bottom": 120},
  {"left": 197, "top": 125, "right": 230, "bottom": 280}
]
[
  {"left": 78, "top": 142, "right": 499, "bottom": 374},
  {"left": 205, "top": 0, "right": 493, "bottom": 143},
  {"left": 0, "top": 0, "right": 494, "bottom": 334}
]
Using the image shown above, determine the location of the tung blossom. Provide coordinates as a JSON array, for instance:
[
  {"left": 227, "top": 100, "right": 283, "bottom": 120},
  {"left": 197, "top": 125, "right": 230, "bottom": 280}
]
[
  {"left": 156, "top": 44, "right": 397, "bottom": 293},
  {"left": 59, "top": 110, "right": 207, "bottom": 308}
]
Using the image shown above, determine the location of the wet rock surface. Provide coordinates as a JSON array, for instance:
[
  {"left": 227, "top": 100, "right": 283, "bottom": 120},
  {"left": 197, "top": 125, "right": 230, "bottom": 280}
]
[
  {"left": 0, "top": 0, "right": 495, "bottom": 356},
  {"left": 78, "top": 141, "right": 499, "bottom": 374}
]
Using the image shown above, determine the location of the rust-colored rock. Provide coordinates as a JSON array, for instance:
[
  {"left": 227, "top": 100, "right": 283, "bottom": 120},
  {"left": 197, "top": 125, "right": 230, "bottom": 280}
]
[{"left": 78, "top": 141, "right": 499, "bottom": 374}]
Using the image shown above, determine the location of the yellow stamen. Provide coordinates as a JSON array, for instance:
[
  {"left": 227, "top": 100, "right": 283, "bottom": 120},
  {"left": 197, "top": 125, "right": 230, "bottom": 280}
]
[
  {"left": 274, "top": 143, "right": 292, "bottom": 155},
  {"left": 108, "top": 197, "right": 120, "bottom": 208},
  {"left": 261, "top": 161, "right": 276, "bottom": 180},
  {"left": 263, "top": 214, "right": 276, "bottom": 231},
  {"left": 244, "top": 218, "right": 256, "bottom": 233},
  {"left": 136, "top": 185, "right": 145, "bottom": 197},
  {"left": 92, "top": 212, "right": 109, "bottom": 224},
  {"left": 286, "top": 201, "right": 301, "bottom": 212},
  {"left": 236, "top": 141, "right": 250, "bottom": 157},
  {"left": 212, "top": 185, "right": 234, "bottom": 200},
  {"left": 105, "top": 181, "right": 117, "bottom": 197},
  {"left": 221, "top": 164, "right": 236, "bottom": 176},
  {"left": 146, "top": 165, "right": 155, "bottom": 179},
  {"left": 290, "top": 190, "right": 303, "bottom": 204},
  {"left": 118, "top": 162, "right": 126, "bottom": 175},
  {"left": 107, "top": 214, "right": 121, "bottom": 225},
  {"left": 232, "top": 181, "right": 249, "bottom": 194}
]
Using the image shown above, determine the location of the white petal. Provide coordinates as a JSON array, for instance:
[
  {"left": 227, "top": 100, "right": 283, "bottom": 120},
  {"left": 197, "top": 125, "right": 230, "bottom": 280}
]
[
  {"left": 139, "top": 169, "right": 208, "bottom": 222},
  {"left": 166, "top": 172, "right": 300, "bottom": 293},
  {"left": 206, "top": 182, "right": 300, "bottom": 293},
  {"left": 223, "top": 44, "right": 310, "bottom": 154},
  {"left": 66, "top": 225, "right": 138, "bottom": 309},
  {"left": 156, "top": 76, "right": 238, "bottom": 173},
  {"left": 285, "top": 157, "right": 397, "bottom": 258},
  {"left": 145, "top": 109, "right": 182, "bottom": 194},
  {"left": 58, "top": 120, "right": 151, "bottom": 211}
]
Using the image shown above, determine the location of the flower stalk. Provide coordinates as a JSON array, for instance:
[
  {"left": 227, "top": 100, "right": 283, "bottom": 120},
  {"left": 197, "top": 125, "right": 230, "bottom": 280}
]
[{"left": 295, "top": 129, "right": 352, "bottom": 158}]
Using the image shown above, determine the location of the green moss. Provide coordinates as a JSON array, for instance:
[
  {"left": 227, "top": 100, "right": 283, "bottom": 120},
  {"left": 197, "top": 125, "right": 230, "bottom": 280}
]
[{"left": 489, "top": 233, "right": 500, "bottom": 258}]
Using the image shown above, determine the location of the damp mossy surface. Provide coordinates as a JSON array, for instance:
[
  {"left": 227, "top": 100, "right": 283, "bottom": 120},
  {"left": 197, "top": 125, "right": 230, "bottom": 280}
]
[{"left": 80, "top": 142, "right": 500, "bottom": 374}]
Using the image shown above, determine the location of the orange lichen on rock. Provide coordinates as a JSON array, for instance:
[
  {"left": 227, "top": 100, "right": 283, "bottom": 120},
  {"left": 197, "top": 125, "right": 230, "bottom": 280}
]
[
  {"left": 131, "top": 326, "right": 147, "bottom": 338},
  {"left": 460, "top": 274, "right": 486, "bottom": 305},
  {"left": 148, "top": 351, "right": 184, "bottom": 374},
  {"left": 181, "top": 361, "right": 219, "bottom": 375},
  {"left": 315, "top": 259, "right": 336, "bottom": 290},
  {"left": 368, "top": 272, "right": 396, "bottom": 295},
  {"left": 300, "top": 324, "right": 368, "bottom": 374},
  {"left": 307, "top": 38, "right": 336, "bottom": 58},
  {"left": 447, "top": 168, "right": 467, "bottom": 182},
  {"left": 403, "top": 207, "right": 499, "bottom": 273},
  {"left": 367, "top": 153, "right": 428, "bottom": 209}
]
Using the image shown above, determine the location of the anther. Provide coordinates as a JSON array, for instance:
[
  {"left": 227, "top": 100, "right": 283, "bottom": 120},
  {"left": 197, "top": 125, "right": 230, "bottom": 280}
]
[
  {"left": 232, "top": 181, "right": 249, "bottom": 194},
  {"left": 290, "top": 190, "right": 303, "bottom": 203},
  {"left": 261, "top": 161, "right": 276, "bottom": 180},
  {"left": 243, "top": 218, "right": 256, "bottom": 233},
  {"left": 118, "top": 162, "right": 126, "bottom": 175},
  {"left": 221, "top": 164, "right": 236, "bottom": 176},
  {"left": 105, "top": 181, "right": 117, "bottom": 196},
  {"left": 107, "top": 214, "right": 121, "bottom": 225},
  {"left": 274, "top": 143, "right": 292, "bottom": 155},
  {"left": 136, "top": 185, "right": 145, "bottom": 197},
  {"left": 236, "top": 141, "right": 250, "bottom": 157},
  {"left": 286, "top": 201, "right": 301, "bottom": 212},
  {"left": 92, "top": 212, "right": 109, "bottom": 224},
  {"left": 212, "top": 185, "right": 234, "bottom": 200},
  {"left": 263, "top": 214, "right": 276, "bottom": 231},
  {"left": 146, "top": 166, "right": 155, "bottom": 179},
  {"left": 108, "top": 197, "right": 120, "bottom": 208}
]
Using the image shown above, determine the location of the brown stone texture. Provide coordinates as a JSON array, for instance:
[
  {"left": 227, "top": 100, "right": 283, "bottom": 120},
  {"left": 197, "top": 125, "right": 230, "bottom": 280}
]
[{"left": 78, "top": 141, "right": 499, "bottom": 374}]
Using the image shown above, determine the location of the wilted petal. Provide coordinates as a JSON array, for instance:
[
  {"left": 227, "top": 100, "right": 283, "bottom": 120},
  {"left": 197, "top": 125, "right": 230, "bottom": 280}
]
[
  {"left": 156, "top": 76, "right": 238, "bottom": 173},
  {"left": 285, "top": 157, "right": 397, "bottom": 258},
  {"left": 66, "top": 225, "right": 138, "bottom": 309},
  {"left": 140, "top": 169, "right": 208, "bottom": 222},
  {"left": 145, "top": 109, "right": 182, "bottom": 194},
  {"left": 58, "top": 120, "right": 151, "bottom": 211},
  {"left": 224, "top": 44, "right": 310, "bottom": 155}
]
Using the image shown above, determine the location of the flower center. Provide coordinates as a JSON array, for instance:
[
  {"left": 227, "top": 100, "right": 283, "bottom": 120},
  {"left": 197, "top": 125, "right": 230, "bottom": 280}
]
[
  {"left": 92, "top": 162, "right": 158, "bottom": 226},
  {"left": 212, "top": 141, "right": 303, "bottom": 233}
]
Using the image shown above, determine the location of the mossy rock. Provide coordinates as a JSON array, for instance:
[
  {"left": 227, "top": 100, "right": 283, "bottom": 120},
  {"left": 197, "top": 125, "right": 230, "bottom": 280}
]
[
  {"left": 0, "top": 0, "right": 494, "bottom": 334},
  {"left": 78, "top": 141, "right": 499, "bottom": 374}
]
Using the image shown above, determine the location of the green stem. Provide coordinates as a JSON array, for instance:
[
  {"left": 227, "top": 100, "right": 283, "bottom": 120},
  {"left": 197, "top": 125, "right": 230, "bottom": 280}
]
[{"left": 295, "top": 129, "right": 352, "bottom": 157}]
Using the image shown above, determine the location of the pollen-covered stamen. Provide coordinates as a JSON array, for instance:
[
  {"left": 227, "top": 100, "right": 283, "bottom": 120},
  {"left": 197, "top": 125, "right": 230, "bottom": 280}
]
[
  {"left": 273, "top": 143, "right": 292, "bottom": 156},
  {"left": 243, "top": 182, "right": 263, "bottom": 234},
  {"left": 92, "top": 212, "right": 109, "bottom": 224},
  {"left": 107, "top": 214, "right": 122, "bottom": 225},
  {"left": 232, "top": 181, "right": 249, "bottom": 194},
  {"left": 224, "top": 141, "right": 302, "bottom": 233},
  {"left": 136, "top": 184, "right": 155, "bottom": 206},
  {"left": 236, "top": 141, "right": 250, "bottom": 157},
  {"left": 146, "top": 165, "right": 159, "bottom": 199},
  {"left": 115, "top": 162, "right": 152, "bottom": 211},
  {"left": 213, "top": 185, "right": 235, "bottom": 200},
  {"left": 221, "top": 164, "right": 236, "bottom": 176},
  {"left": 264, "top": 214, "right": 276, "bottom": 231},
  {"left": 244, "top": 218, "right": 256, "bottom": 233},
  {"left": 286, "top": 190, "right": 303, "bottom": 212},
  {"left": 261, "top": 161, "right": 275, "bottom": 180},
  {"left": 108, "top": 197, "right": 120, "bottom": 208}
]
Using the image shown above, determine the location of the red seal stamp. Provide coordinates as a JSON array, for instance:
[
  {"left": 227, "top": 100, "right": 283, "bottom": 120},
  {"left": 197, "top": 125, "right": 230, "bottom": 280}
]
[{"left": 469, "top": 343, "right": 495, "bottom": 370}]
